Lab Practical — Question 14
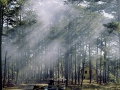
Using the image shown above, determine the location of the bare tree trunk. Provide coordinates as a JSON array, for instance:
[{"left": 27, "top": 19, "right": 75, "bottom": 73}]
[
  {"left": 50, "top": 59, "right": 54, "bottom": 79},
  {"left": 117, "top": 0, "right": 120, "bottom": 22},
  {"left": 89, "top": 43, "right": 92, "bottom": 84},
  {"left": 104, "top": 40, "right": 107, "bottom": 83},
  {"left": 65, "top": 21, "right": 71, "bottom": 87},
  {"left": 71, "top": 54, "right": 73, "bottom": 85},
  {"left": 16, "top": 69, "right": 19, "bottom": 85},
  {"left": 96, "top": 38, "right": 98, "bottom": 84},
  {"left": 117, "top": 0, "right": 120, "bottom": 83},
  {"left": 78, "top": 64, "right": 80, "bottom": 85},
  {"left": 61, "top": 56, "right": 64, "bottom": 83},
  {"left": 81, "top": 50, "right": 86, "bottom": 87},
  {"left": 113, "top": 66, "right": 115, "bottom": 77},
  {"left": 100, "top": 36, "right": 103, "bottom": 84},
  {"left": 0, "top": 4, "right": 4, "bottom": 89},
  {"left": 100, "top": 56, "right": 102, "bottom": 84},
  {"left": 11, "top": 65, "right": 14, "bottom": 81},
  {"left": 39, "top": 64, "right": 42, "bottom": 82},
  {"left": 78, "top": 41, "right": 81, "bottom": 85},
  {"left": 117, "top": 34, "right": 120, "bottom": 83},
  {"left": 65, "top": 51, "right": 69, "bottom": 87},
  {"left": 104, "top": 39, "right": 107, "bottom": 83},
  {"left": 7, "top": 62, "right": 10, "bottom": 84},
  {"left": 107, "top": 58, "right": 109, "bottom": 82},
  {"left": 75, "top": 43, "right": 77, "bottom": 84},
  {"left": 58, "top": 48, "right": 60, "bottom": 84},
  {"left": 3, "top": 52, "right": 7, "bottom": 88},
  {"left": 116, "top": 59, "right": 119, "bottom": 82}
]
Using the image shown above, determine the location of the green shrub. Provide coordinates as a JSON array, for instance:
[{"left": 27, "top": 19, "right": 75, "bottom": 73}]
[{"left": 109, "top": 73, "right": 116, "bottom": 83}]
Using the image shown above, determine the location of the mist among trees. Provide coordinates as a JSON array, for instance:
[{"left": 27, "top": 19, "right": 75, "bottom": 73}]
[{"left": 1, "top": 0, "right": 120, "bottom": 89}]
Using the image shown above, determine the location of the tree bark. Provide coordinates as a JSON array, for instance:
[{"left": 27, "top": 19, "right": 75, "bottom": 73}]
[
  {"left": 58, "top": 48, "right": 60, "bottom": 84},
  {"left": 71, "top": 54, "right": 73, "bottom": 84},
  {"left": 107, "top": 58, "right": 109, "bottom": 82},
  {"left": 89, "top": 43, "right": 92, "bottom": 84},
  {"left": 75, "top": 43, "right": 77, "bottom": 84},
  {"left": 103, "top": 39, "right": 107, "bottom": 83},
  {"left": 81, "top": 50, "right": 86, "bottom": 87},
  {"left": 65, "top": 51, "right": 69, "bottom": 87},
  {"left": 117, "top": 0, "right": 120, "bottom": 22},
  {"left": 117, "top": 0, "right": 120, "bottom": 83},
  {"left": 96, "top": 38, "right": 98, "bottom": 84},
  {"left": 100, "top": 36, "right": 102, "bottom": 84},
  {"left": 65, "top": 18, "right": 71, "bottom": 87},
  {"left": 0, "top": 3, "right": 3, "bottom": 89},
  {"left": 3, "top": 52, "right": 7, "bottom": 88},
  {"left": 7, "top": 62, "right": 10, "bottom": 84}
]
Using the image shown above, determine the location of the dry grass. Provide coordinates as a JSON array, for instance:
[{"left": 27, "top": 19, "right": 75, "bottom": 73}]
[
  {"left": 67, "top": 80, "right": 120, "bottom": 90},
  {"left": 3, "top": 80, "right": 120, "bottom": 90}
]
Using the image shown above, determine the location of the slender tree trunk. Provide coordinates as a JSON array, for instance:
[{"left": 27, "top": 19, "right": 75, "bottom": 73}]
[
  {"left": 75, "top": 43, "right": 77, "bottom": 84},
  {"left": 58, "top": 48, "right": 60, "bottom": 84},
  {"left": 117, "top": 1, "right": 120, "bottom": 83},
  {"left": 65, "top": 21, "right": 71, "bottom": 87},
  {"left": 100, "top": 36, "right": 102, "bottom": 84},
  {"left": 113, "top": 61, "right": 115, "bottom": 78},
  {"left": 78, "top": 41, "right": 81, "bottom": 85},
  {"left": 71, "top": 54, "right": 73, "bottom": 85},
  {"left": 50, "top": 59, "right": 54, "bottom": 79},
  {"left": 0, "top": 3, "right": 3, "bottom": 89},
  {"left": 12, "top": 65, "right": 14, "bottom": 81},
  {"left": 7, "top": 62, "right": 10, "bottom": 83},
  {"left": 89, "top": 44, "right": 92, "bottom": 84},
  {"left": 100, "top": 54, "right": 102, "bottom": 84},
  {"left": 61, "top": 57, "right": 64, "bottom": 83},
  {"left": 114, "top": 60, "right": 116, "bottom": 80},
  {"left": 117, "top": 0, "right": 120, "bottom": 22},
  {"left": 3, "top": 52, "right": 7, "bottom": 88},
  {"left": 38, "top": 65, "right": 40, "bottom": 80},
  {"left": 41, "top": 62, "right": 43, "bottom": 80},
  {"left": 116, "top": 59, "right": 119, "bottom": 82},
  {"left": 107, "top": 58, "right": 109, "bottom": 82},
  {"left": 78, "top": 64, "right": 80, "bottom": 85},
  {"left": 117, "top": 34, "right": 120, "bottom": 83},
  {"left": 96, "top": 38, "right": 98, "bottom": 84},
  {"left": 65, "top": 52, "right": 69, "bottom": 87},
  {"left": 81, "top": 50, "right": 86, "bottom": 87},
  {"left": 100, "top": 56, "right": 102, "bottom": 84},
  {"left": 16, "top": 69, "right": 19, "bottom": 85},
  {"left": 103, "top": 39, "right": 107, "bottom": 83}
]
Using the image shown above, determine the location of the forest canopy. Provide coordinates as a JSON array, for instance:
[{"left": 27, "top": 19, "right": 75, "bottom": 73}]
[{"left": 1, "top": 0, "right": 120, "bottom": 89}]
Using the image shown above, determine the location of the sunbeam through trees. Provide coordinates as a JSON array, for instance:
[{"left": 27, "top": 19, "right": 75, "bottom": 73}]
[{"left": 1, "top": 0, "right": 120, "bottom": 90}]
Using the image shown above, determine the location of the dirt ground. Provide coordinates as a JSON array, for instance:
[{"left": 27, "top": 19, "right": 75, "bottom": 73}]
[{"left": 2, "top": 80, "right": 120, "bottom": 90}]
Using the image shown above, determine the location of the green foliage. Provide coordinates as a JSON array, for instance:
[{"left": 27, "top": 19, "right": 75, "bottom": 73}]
[
  {"left": 94, "top": 0, "right": 101, "bottom": 2},
  {"left": 103, "top": 22, "right": 120, "bottom": 34},
  {"left": 65, "top": 87, "right": 71, "bottom": 90},
  {"left": 109, "top": 73, "right": 116, "bottom": 83},
  {"left": 0, "top": 0, "right": 8, "bottom": 6},
  {"left": 48, "top": 27, "right": 58, "bottom": 40}
]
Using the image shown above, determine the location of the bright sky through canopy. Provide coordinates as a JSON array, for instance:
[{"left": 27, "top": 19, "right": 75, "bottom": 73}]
[
  {"left": 102, "top": 10, "right": 114, "bottom": 19},
  {"left": 78, "top": 1, "right": 114, "bottom": 19}
]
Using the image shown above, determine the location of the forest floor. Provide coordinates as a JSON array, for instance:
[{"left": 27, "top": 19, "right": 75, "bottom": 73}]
[
  {"left": 2, "top": 80, "right": 120, "bottom": 90},
  {"left": 67, "top": 83, "right": 120, "bottom": 90}
]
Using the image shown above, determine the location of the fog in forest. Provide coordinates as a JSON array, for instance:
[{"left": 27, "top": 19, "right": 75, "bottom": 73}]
[{"left": 2, "top": 0, "right": 119, "bottom": 82}]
